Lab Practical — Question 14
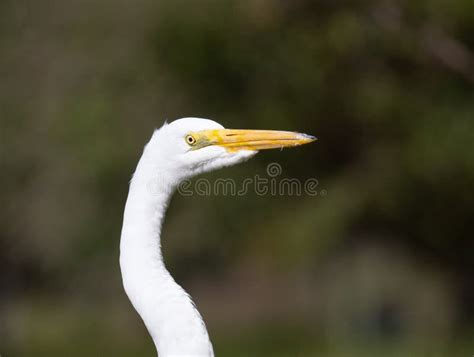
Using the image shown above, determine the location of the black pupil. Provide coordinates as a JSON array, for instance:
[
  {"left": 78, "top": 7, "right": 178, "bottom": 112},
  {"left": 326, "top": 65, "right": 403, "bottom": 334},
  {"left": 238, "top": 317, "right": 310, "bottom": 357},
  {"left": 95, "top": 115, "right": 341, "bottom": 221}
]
[{"left": 188, "top": 137, "right": 194, "bottom": 143}]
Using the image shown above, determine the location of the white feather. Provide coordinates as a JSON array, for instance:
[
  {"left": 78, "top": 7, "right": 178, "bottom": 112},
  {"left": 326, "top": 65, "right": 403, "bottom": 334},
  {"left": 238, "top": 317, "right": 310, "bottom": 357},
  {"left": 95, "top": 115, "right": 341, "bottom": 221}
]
[{"left": 120, "top": 118, "right": 256, "bottom": 356}]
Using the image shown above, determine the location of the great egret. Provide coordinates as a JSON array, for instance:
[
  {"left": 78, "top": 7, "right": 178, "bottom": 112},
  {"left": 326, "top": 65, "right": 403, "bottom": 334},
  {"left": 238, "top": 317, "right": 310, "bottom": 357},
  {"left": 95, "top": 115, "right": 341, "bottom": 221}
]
[{"left": 120, "top": 118, "right": 315, "bottom": 356}]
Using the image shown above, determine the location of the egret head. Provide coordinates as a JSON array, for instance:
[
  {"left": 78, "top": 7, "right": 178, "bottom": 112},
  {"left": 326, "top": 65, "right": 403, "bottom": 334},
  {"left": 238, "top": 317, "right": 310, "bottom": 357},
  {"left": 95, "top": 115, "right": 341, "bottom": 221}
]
[{"left": 146, "top": 117, "right": 315, "bottom": 181}]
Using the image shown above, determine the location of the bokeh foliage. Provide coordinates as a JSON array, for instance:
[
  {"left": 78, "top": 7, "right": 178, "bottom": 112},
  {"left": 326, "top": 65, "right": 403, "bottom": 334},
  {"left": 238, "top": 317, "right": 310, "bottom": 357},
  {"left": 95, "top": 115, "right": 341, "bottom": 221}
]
[{"left": 1, "top": 0, "right": 473, "bottom": 355}]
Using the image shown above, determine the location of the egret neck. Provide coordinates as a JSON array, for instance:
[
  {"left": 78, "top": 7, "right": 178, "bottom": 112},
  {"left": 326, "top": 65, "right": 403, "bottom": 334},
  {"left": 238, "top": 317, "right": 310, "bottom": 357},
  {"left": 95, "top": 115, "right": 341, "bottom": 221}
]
[{"left": 120, "top": 143, "right": 214, "bottom": 357}]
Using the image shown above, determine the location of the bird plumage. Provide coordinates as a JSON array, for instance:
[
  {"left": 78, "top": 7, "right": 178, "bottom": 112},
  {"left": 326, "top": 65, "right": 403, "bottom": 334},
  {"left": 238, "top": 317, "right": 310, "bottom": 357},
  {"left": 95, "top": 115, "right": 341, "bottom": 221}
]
[{"left": 119, "top": 118, "right": 314, "bottom": 356}]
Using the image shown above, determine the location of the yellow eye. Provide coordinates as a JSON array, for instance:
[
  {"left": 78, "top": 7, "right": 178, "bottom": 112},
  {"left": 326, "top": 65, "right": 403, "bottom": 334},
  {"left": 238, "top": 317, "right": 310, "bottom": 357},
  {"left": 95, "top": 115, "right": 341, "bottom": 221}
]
[{"left": 185, "top": 135, "right": 197, "bottom": 146}]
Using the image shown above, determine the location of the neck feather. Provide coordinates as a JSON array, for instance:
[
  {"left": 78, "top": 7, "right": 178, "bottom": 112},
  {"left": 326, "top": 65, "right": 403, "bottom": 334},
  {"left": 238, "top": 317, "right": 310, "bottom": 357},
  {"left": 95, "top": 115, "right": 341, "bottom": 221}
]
[{"left": 119, "top": 146, "right": 214, "bottom": 357}]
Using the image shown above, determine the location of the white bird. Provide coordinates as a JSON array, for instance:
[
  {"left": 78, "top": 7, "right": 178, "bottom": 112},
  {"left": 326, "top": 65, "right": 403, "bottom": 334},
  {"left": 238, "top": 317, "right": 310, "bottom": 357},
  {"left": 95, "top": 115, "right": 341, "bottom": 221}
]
[{"left": 119, "top": 118, "right": 315, "bottom": 356}]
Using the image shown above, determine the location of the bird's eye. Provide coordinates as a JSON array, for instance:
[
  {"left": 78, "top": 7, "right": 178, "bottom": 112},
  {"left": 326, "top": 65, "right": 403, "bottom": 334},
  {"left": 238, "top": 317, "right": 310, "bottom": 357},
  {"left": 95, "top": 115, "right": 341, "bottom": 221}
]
[{"left": 185, "top": 135, "right": 197, "bottom": 146}]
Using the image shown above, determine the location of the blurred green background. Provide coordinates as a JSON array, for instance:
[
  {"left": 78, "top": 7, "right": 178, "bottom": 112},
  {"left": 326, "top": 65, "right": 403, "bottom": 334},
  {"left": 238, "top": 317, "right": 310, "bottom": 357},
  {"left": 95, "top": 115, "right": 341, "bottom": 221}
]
[{"left": 1, "top": 0, "right": 473, "bottom": 356}]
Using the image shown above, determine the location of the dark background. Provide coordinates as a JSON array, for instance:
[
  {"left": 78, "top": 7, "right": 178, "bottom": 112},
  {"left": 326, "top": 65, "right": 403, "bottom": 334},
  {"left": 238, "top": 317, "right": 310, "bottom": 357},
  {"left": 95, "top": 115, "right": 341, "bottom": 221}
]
[{"left": 1, "top": 0, "right": 473, "bottom": 355}]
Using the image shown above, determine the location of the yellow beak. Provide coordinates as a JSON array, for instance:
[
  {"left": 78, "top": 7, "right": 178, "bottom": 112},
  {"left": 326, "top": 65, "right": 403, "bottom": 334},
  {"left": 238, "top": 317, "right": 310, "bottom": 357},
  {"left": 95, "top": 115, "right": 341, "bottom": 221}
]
[{"left": 192, "top": 129, "right": 316, "bottom": 152}]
